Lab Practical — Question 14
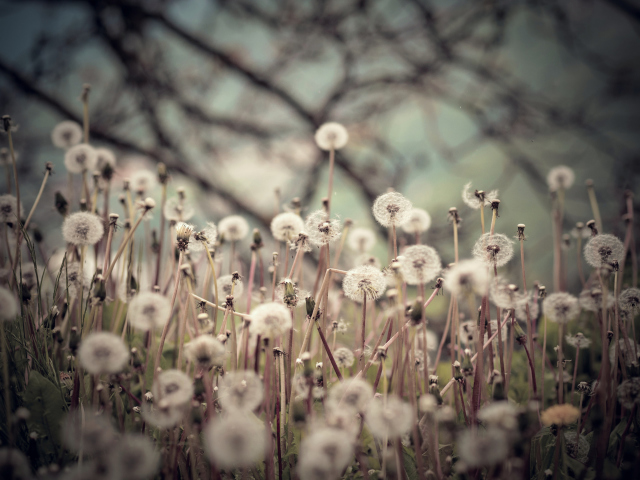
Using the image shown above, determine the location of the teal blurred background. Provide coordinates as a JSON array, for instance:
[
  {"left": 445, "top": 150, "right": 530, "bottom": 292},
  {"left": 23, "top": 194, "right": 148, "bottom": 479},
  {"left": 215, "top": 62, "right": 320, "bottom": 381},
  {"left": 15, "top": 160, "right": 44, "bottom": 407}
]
[{"left": 1, "top": 0, "right": 639, "bottom": 308}]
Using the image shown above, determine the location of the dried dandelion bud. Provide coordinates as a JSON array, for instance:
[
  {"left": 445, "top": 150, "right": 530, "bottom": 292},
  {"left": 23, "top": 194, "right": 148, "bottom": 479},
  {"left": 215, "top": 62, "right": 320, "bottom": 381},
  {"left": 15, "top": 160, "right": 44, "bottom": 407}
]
[
  {"left": 586, "top": 219, "right": 598, "bottom": 236},
  {"left": 543, "top": 292, "right": 580, "bottom": 324},
  {"left": 398, "top": 244, "right": 442, "bottom": 285},
  {"left": 447, "top": 207, "right": 461, "bottom": 225},
  {"left": 402, "top": 208, "right": 432, "bottom": 234},
  {"left": 64, "top": 143, "right": 97, "bottom": 174},
  {"left": 77, "top": 332, "right": 130, "bottom": 375},
  {"left": 271, "top": 212, "right": 304, "bottom": 242},
  {"left": 462, "top": 182, "right": 498, "bottom": 210},
  {"left": 175, "top": 222, "right": 194, "bottom": 252},
  {"left": 372, "top": 192, "right": 412, "bottom": 228},
  {"left": 62, "top": 211, "right": 104, "bottom": 246},
  {"left": 314, "top": 122, "right": 349, "bottom": 151},
  {"left": 584, "top": 233, "right": 624, "bottom": 268},
  {"left": 517, "top": 224, "right": 526, "bottom": 241},
  {"left": 472, "top": 233, "right": 514, "bottom": 268},
  {"left": 342, "top": 265, "right": 386, "bottom": 302}
]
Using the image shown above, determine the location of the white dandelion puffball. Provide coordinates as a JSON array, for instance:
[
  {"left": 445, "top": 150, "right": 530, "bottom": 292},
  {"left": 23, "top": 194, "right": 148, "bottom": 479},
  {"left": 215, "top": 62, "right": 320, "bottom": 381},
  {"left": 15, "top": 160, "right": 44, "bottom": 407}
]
[
  {"left": 185, "top": 335, "right": 226, "bottom": 369},
  {"left": 515, "top": 293, "right": 539, "bottom": 322},
  {"left": 271, "top": 212, "right": 305, "bottom": 242},
  {"left": 0, "top": 287, "right": 18, "bottom": 322},
  {"left": 0, "top": 194, "right": 22, "bottom": 224},
  {"left": 108, "top": 434, "right": 160, "bottom": 480},
  {"left": 127, "top": 292, "right": 171, "bottom": 331},
  {"left": 366, "top": 395, "right": 414, "bottom": 439},
  {"left": 204, "top": 414, "right": 265, "bottom": 469},
  {"left": 327, "top": 377, "right": 373, "bottom": 413},
  {"left": 215, "top": 274, "right": 244, "bottom": 301},
  {"left": 314, "top": 122, "right": 349, "bottom": 151},
  {"left": 62, "top": 211, "right": 104, "bottom": 246},
  {"left": 584, "top": 234, "right": 624, "bottom": 268},
  {"left": 354, "top": 253, "right": 382, "bottom": 269},
  {"left": 462, "top": 182, "right": 498, "bottom": 210},
  {"left": 62, "top": 409, "right": 117, "bottom": 455},
  {"left": 218, "top": 370, "right": 264, "bottom": 412},
  {"left": 609, "top": 338, "right": 640, "bottom": 367},
  {"left": 95, "top": 147, "right": 116, "bottom": 172},
  {"left": 398, "top": 244, "right": 441, "bottom": 285},
  {"left": 249, "top": 302, "right": 292, "bottom": 339},
  {"left": 547, "top": 165, "right": 575, "bottom": 191},
  {"left": 443, "top": 259, "right": 490, "bottom": 297},
  {"left": 342, "top": 265, "right": 386, "bottom": 302},
  {"left": 218, "top": 215, "right": 250, "bottom": 242},
  {"left": 617, "top": 377, "right": 640, "bottom": 409},
  {"left": 152, "top": 369, "right": 194, "bottom": 407},
  {"left": 163, "top": 196, "right": 195, "bottom": 222},
  {"left": 51, "top": 120, "right": 83, "bottom": 149},
  {"left": 64, "top": 143, "right": 98, "bottom": 174},
  {"left": 190, "top": 222, "right": 218, "bottom": 253},
  {"left": 141, "top": 403, "right": 187, "bottom": 429},
  {"left": 300, "top": 427, "right": 354, "bottom": 476},
  {"left": 372, "top": 192, "right": 412, "bottom": 228},
  {"left": 334, "top": 348, "right": 355, "bottom": 369},
  {"left": 578, "top": 288, "right": 614, "bottom": 313},
  {"left": 543, "top": 292, "right": 580, "bottom": 324},
  {"left": 565, "top": 332, "right": 592, "bottom": 349},
  {"left": 489, "top": 277, "right": 520, "bottom": 310},
  {"left": 457, "top": 428, "right": 509, "bottom": 468},
  {"left": 305, "top": 210, "right": 342, "bottom": 246},
  {"left": 129, "top": 169, "right": 157, "bottom": 194},
  {"left": 620, "top": 288, "right": 640, "bottom": 317},
  {"left": 472, "top": 233, "right": 514, "bottom": 268},
  {"left": 78, "top": 332, "right": 129, "bottom": 375},
  {"left": 402, "top": 208, "right": 432, "bottom": 234},
  {"left": 0, "top": 448, "right": 33, "bottom": 480},
  {"left": 347, "top": 227, "right": 376, "bottom": 253}
]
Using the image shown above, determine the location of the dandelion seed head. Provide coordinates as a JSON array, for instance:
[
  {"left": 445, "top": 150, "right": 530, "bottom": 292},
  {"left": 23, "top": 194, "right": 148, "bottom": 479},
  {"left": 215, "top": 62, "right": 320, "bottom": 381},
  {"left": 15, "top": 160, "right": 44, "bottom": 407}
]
[
  {"left": 305, "top": 210, "right": 342, "bottom": 246},
  {"left": 203, "top": 414, "right": 265, "bottom": 469},
  {"left": 128, "top": 292, "right": 171, "bottom": 331},
  {"left": 314, "top": 122, "right": 349, "bottom": 151},
  {"left": 51, "top": 120, "right": 83, "bottom": 149},
  {"left": 619, "top": 288, "right": 640, "bottom": 317},
  {"left": 334, "top": 348, "right": 355, "bottom": 369},
  {"left": 62, "top": 409, "right": 117, "bottom": 455},
  {"left": 249, "top": 302, "right": 292, "bottom": 339},
  {"left": 190, "top": 222, "right": 218, "bottom": 252},
  {"left": 401, "top": 208, "right": 432, "bottom": 234},
  {"left": 565, "top": 332, "right": 592, "bottom": 349},
  {"left": 609, "top": 338, "right": 640, "bottom": 367},
  {"left": 62, "top": 211, "right": 104, "bottom": 246},
  {"left": 163, "top": 196, "right": 195, "bottom": 222},
  {"left": 577, "top": 288, "right": 612, "bottom": 312},
  {"left": 347, "top": 227, "right": 376, "bottom": 253},
  {"left": 0, "top": 287, "right": 18, "bottom": 322},
  {"left": 462, "top": 182, "right": 498, "bottom": 210},
  {"left": 215, "top": 274, "right": 244, "bottom": 300},
  {"left": 327, "top": 377, "right": 373, "bottom": 413},
  {"left": 129, "top": 169, "right": 157, "bottom": 194},
  {"left": 472, "top": 233, "right": 514, "bottom": 268},
  {"left": 354, "top": 253, "right": 382, "bottom": 270},
  {"left": 443, "top": 259, "right": 490, "bottom": 297},
  {"left": 78, "top": 332, "right": 129, "bottom": 375},
  {"left": 584, "top": 234, "right": 624, "bottom": 268},
  {"left": 489, "top": 277, "right": 520, "bottom": 310},
  {"left": 543, "top": 292, "right": 580, "bottom": 324},
  {"left": 398, "top": 244, "right": 441, "bottom": 285},
  {"left": 218, "top": 370, "right": 264, "bottom": 412},
  {"left": 0, "top": 194, "right": 22, "bottom": 224},
  {"left": 300, "top": 427, "right": 354, "bottom": 477},
  {"left": 152, "top": 369, "right": 194, "bottom": 407},
  {"left": 219, "top": 215, "right": 250, "bottom": 242},
  {"left": 617, "top": 377, "right": 640, "bottom": 409},
  {"left": 271, "top": 212, "right": 305, "bottom": 242},
  {"left": 541, "top": 404, "right": 580, "bottom": 426},
  {"left": 456, "top": 428, "right": 509, "bottom": 469},
  {"left": 459, "top": 320, "right": 476, "bottom": 347},
  {"left": 477, "top": 401, "right": 519, "bottom": 432},
  {"left": 515, "top": 293, "right": 539, "bottom": 322},
  {"left": 372, "top": 192, "right": 412, "bottom": 228},
  {"left": 141, "top": 403, "right": 187, "bottom": 429},
  {"left": 342, "top": 265, "right": 386, "bottom": 302},
  {"left": 108, "top": 434, "right": 160, "bottom": 480},
  {"left": 185, "top": 335, "right": 226, "bottom": 369},
  {"left": 366, "top": 395, "right": 414, "bottom": 439},
  {"left": 547, "top": 165, "right": 575, "bottom": 191},
  {"left": 64, "top": 143, "right": 97, "bottom": 174}
]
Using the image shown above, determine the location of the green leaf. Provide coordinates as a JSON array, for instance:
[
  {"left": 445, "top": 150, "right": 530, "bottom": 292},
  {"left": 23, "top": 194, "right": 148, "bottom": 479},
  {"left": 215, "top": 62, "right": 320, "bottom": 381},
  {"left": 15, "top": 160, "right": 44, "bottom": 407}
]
[
  {"left": 22, "top": 370, "right": 67, "bottom": 462},
  {"left": 402, "top": 445, "right": 418, "bottom": 480}
]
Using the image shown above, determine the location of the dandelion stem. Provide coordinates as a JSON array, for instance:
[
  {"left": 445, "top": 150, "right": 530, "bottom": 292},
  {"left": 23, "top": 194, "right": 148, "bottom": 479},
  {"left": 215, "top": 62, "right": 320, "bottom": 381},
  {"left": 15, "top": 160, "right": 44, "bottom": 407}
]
[
  {"left": 571, "top": 344, "right": 580, "bottom": 399},
  {"left": 104, "top": 209, "right": 151, "bottom": 283},
  {"left": 586, "top": 181, "right": 603, "bottom": 233},
  {"left": 327, "top": 147, "right": 335, "bottom": 215},
  {"left": 1, "top": 323, "right": 12, "bottom": 445},
  {"left": 154, "top": 182, "right": 167, "bottom": 288},
  {"left": 23, "top": 166, "right": 51, "bottom": 231},
  {"left": 557, "top": 323, "right": 564, "bottom": 404}
]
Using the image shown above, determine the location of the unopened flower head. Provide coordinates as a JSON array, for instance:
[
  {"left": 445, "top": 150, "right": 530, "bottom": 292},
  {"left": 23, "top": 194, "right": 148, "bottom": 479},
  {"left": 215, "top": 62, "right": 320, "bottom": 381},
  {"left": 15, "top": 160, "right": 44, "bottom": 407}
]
[
  {"left": 444, "top": 259, "right": 490, "bottom": 297},
  {"left": 300, "top": 427, "right": 354, "bottom": 477},
  {"left": 152, "top": 369, "right": 194, "bottom": 408},
  {"left": 401, "top": 208, "right": 432, "bottom": 234},
  {"left": 366, "top": 395, "right": 414, "bottom": 439},
  {"left": 175, "top": 222, "right": 194, "bottom": 252},
  {"left": 547, "top": 165, "right": 575, "bottom": 191},
  {"left": 541, "top": 404, "right": 580, "bottom": 426},
  {"left": 328, "top": 377, "right": 373, "bottom": 413},
  {"left": 543, "top": 292, "right": 580, "bottom": 324},
  {"left": 305, "top": 210, "right": 342, "bottom": 246},
  {"left": 64, "top": 143, "right": 97, "bottom": 174},
  {"left": 314, "top": 122, "right": 349, "bottom": 151},
  {"left": 334, "top": 348, "right": 355, "bottom": 369},
  {"left": 0, "top": 194, "right": 22, "bottom": 224},
  {"left": 129, "top": 169, "right": 157, "bottom": 194},
  {"left": 51, "top": 120, "right": 83, "bottom": 149},
  {"left": 372, "top": 192, "right": 412, "bottom": 228},
  {"left": 249, "top": 302, "right": 292, "bottom": 339},
  {"left": 185, "top": 335, "right": 226, "bottom": 369},
  {"left": 215, "top": 274, "right": 244, "bottom": 300},
  {"left": 462, "top": 182, "right": 498, "bottom": 210},
  {"left": 398, "top": 245, "right": 441, "bottom": 285},
  {"left": 203, "top": 413, "right": 265, "bottom": 469},
  {"left": 565, "top": 332, "right": 591, "bottom": 349},
  {"left": 584, "top": 234, "right": 624, "bottom": 268},
  {"left": 218, "top": 370, "right": 264, "bottom": 412},
  {"left": 78, "top": 331, "right": 129, "bottom": 375},
  {"left": 342, "top": 265, "right": 386, "bottom": 302},
  {"left": 0, "top": 286, "right": 18, "bottom": 322},
  {"left": 472, "top": 233, "right": 514, "bottom": 268},
  {"left": 271, "top": 212, "right": 305, "bottom": 242},
  {"left": 617, "top": 377, "right": 640, "bottom": 409},
  {"left": 347, "top": 227, "right": 376, "bottom": 253},
  {"left": 163, "top": 196, "right": 195, "bottom": 222},
  {"left": 219, "top": 215, "right": 250, "bottom": 241},
  {"left": 619, "top": 288, "right": 640, "bottom": 317},
  {"left": 190, "top": 222, "right": 218, "bottom": 253},
  {"left": 62, "top": 211, "right": 104, "bottom": 246},
  {"left": 127, "top": 291, "right": 171, "bottom": 331},
  {"left": 108, "top": 434, "right": 160, "bottom": 480}
]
